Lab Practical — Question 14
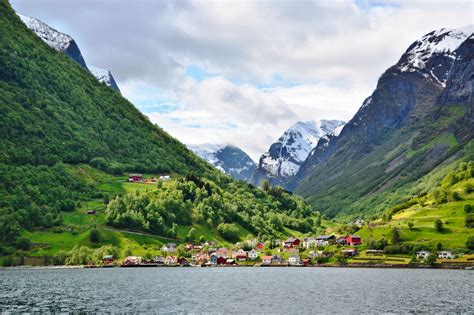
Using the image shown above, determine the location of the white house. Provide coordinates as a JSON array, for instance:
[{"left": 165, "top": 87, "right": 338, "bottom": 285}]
[
  {"left": 316, "top": 240, "right": 330, "bottom": 247},
  {"left": 438, "top": 251, "right": 454, "bottom": 259},
  {"left": 161, "top": 243, "right": 177, "bottom": 253},
  {"left": 262, "top": 255, "right": 272, "bottom": 264},
  {"left": 302, "top": 237, "right": 317, "bottom": 249},
  {"left": 416, "top": 251, "right": 431, "bottom": 259},
  {"left": 288, "top": 255, "right": 301, "bottom": 266},
  {"left": 248, "top": 249, "right": 258, "bottom": 260},
  {"left": 159, "top": 175, "right": 171, "bottom": 181}
]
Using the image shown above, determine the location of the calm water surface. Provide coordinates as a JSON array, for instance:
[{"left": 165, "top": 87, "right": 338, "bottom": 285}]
[{"left": 0, "top": 267, "right": 473, "bottom": 313}]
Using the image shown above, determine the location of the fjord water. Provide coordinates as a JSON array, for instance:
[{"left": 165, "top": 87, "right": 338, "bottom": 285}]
[{"left": 1, "top": 268, "right": 472, "bottom": 313}]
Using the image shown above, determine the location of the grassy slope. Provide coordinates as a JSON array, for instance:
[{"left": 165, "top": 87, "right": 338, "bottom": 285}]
[
  {"left": 21, "top": 164, "right": 265, "bottom": 258},
  {"left": 356, "top": 177, "right": 473, "bottom": 250},
  {"left": 301, "top": 109, "right": 472, "bottom": 221}
]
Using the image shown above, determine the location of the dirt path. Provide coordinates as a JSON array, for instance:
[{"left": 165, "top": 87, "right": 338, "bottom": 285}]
[{"left": 103, "top": 227, "right": 181, "bottom": 241}]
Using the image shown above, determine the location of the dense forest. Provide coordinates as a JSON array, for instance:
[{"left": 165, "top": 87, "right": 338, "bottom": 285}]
[{"left": 106, "top": 175, "right": 319, "bottom": 242}]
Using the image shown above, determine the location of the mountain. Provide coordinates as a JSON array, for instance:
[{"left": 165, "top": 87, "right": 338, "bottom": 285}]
[
  {"left": 17, "top": 12, "right": 121, "bottom": 93},
  {"left": 0, "top": 0, "right": 316, "bottom": 256},
  {"left": 251, "top": 120, "right": 345, "bottom": 187},
  {"left": 188, "top": 144, "right": 256, "bottom": 182},
  {"left": 293, "top": 26, "right": 474, "bottom": 219},
  {"left": 89, "top": 66, "right": 121, "bottom": 93}
]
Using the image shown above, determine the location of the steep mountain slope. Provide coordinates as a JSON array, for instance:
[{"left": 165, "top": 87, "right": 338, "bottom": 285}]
[
  {"left": 0, "top": 1, "right": 317, "bottom": 255},
  {"left": 188, "top": 144, "right": 256, "bottom": 182},
  {"left": 294, "top": 26, "right": 474, "bottom": 219},
  {"left": 251, "top": 120, "right": 344, "bottom": 187},
  {"left": 17, "top": 13, "right": 121, "bottom": 93},
  {"left": 0, "top": 1, "right": 211, "bottom": 238}
]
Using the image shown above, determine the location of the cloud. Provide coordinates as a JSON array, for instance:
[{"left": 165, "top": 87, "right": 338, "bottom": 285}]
[{"left": 11, "top": 0, "right": 473, "bottom": 159}]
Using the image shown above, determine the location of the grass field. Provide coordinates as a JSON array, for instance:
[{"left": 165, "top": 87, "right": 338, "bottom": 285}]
[{"left": 357, "top": 180, "right": 473, "bottom": 251}]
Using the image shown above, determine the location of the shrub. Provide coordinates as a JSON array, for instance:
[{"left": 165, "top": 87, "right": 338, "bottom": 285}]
[
  {"left": 434, "top": 219, "right": 443, "bottom": 232},
  {"left": 448, "top": 191, "right": 461, "bottom": 202},
  {"left": 425, "top": 253, "right": 437, "bottom": 266},
  {"left": 391, "top": 228, "right": 401, "bottom": 244},
  {"left": 466, "top": 236, "right": 474, "bottom": 250},
  {"left": 89, "top": 228, "right": 101, "bottom": 243},
  {"left": 217, "top": 223, "right": 240, "bottom": 242},
  {"left": 465, "top": 205, "right": 472, "bottom": 213},
  {"left": 407, "top": 221, "right": 414, "bottom": 230},
  {"left": 15, "top": 237, "right": 31, "bottom": 251},
  {"left": 465, "top": 214, "right": 474, "bottom": 228}
]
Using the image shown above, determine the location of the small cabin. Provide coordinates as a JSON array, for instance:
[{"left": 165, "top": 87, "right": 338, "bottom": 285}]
[
  {"left": 87, "top": 210, "right": 96, "bottom": 215},
  {"left": 102, "top": 255, "right": 115, "bottom": 264}
]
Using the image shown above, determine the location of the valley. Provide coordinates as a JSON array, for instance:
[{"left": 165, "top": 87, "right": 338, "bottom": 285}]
[{"left": 0, "top": 0, "right": 472, "bottom": 269}]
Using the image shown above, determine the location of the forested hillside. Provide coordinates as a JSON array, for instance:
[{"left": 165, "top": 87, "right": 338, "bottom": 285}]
[{"left": 0, "top": 0, "right": 318, "bottom": 259}]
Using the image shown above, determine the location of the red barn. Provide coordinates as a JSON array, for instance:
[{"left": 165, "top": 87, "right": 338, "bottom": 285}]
[
  {"left": 346, "top": 235, "right": 361, "bottom": 246},
  {"left": 217, "top": 256, "right": 227, "bottom": 265},
  {"left": 283, "top": 237, "right": 301, "bottom": 249},
  {"left": 128, "top": 174, "right": 143, "bottom": 182}
]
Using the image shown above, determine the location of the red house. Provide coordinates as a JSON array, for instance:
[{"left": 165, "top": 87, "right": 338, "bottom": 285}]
[
  {"left": 256, "top": 243, "right": 264, "bottom": 251},
  {"left": 217, "top": 256, "right": 227, "bottom": 265},
  {"left": 283, "top": 237, "right": 301, "bottom": 249},
  {"left": 128, "top": 174, "right": 143, "bottom": 182},
  {"left": 345, "top": 235, "right": 362, "bottom": 246}
]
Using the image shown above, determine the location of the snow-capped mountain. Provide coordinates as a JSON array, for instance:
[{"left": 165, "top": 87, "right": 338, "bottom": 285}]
[
  {"left": 17, "top": 13, "right": 121, "bottom": 93},
  {"left": 398, "top": 26, "right": 473, "bottom": 86},
  {"left": 188, "top": 144, "right": 256, "bottom": 182},
  {"left": 251, "top": 119, "right": 345, "bottom": 187},
  {"left": 291, "top": 26, "right": 474, "bottom": 217},
  {"left": 89, "top": 66, "right": 121, "bottom": 93}
]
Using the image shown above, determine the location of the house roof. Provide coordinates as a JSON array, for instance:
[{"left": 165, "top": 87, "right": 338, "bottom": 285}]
[
  {"left": 347, "top": 235, "right": 361, "bottom": 238},
  {"left": 262, "top": 256, "right": 273, "bottom": 260},
  {"left": 316, "top": 235, "right": 335, "bottom": 240}
]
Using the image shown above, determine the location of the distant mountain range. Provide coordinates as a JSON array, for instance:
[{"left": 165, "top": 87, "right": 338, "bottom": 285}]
[
  {"left": 251, "top": 120, "right": 345, "bottom": 186},
  {"left": 291, "top": 26, "right": 474, "bottom": 218},
  {"left": 188, "top": 144, "right": 256, "bottom": 182},
  {"left": 17, "top": 13, "right": 121, "bottom": 93}
]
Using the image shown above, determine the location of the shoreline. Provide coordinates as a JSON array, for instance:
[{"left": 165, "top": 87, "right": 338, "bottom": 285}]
[{"left": 2, "top": 263, "right": 472, "bottom": 270}]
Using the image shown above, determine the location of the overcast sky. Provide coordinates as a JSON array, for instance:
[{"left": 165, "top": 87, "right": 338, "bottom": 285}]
[{"left": 11, "top": 0, "right": 473, "bottom": 160}]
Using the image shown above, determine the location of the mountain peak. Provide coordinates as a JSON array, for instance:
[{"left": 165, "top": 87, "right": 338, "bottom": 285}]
[
  {"left": 188, "top": 144, "right": 256, "bottom": 181},
  {"left": 251, "top": 119, "right": 345, "bottom": 186},
  {"left": 398, "top": 25, "right": 473, "bottom": 85},
  {"left": 17, "top": 13, "right": 73, "bottom": 52},
  {"left": 89, "top": 66, "right": 121, "bottom": 93}
]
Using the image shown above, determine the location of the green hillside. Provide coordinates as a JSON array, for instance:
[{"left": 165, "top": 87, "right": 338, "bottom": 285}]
[
  {"left": 0, "top": 0, "right": 319, "bottom": 263},
  {"left": 355, "top": 161, "right": 474, "bottom": 251}
]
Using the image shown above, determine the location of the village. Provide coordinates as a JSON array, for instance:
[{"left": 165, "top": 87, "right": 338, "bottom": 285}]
[{"left": 89, "top": 234, "right": 461, "bottom": 268}]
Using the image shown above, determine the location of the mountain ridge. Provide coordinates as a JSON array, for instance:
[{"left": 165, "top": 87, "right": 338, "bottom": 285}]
[
  {"left": 251, "top": 119, "right": 345, "bottom": 187},
  {"left": 293, "top": 26, "right": 474, "bottom": 218},
  {"left": 188, "top": 144, "right": 256, "bottom": 182}
]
